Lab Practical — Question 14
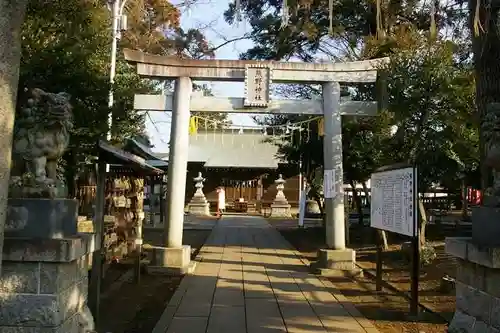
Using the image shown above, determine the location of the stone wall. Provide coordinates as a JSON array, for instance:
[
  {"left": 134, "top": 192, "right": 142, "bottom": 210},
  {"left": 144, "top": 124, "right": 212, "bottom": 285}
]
[{"left": 446, "top": 238, "right": 500, "bottom": 333}]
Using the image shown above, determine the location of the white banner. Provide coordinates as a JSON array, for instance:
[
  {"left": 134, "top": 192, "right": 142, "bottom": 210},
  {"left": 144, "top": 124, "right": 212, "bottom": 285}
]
[{"left": 323, "top": 169, "right": 336, "bottom": 199}]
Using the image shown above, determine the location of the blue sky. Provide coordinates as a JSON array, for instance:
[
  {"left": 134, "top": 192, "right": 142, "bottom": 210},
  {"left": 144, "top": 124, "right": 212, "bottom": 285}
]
[{"left": 145, "top": 0, "right": 257, "bottom": 153}]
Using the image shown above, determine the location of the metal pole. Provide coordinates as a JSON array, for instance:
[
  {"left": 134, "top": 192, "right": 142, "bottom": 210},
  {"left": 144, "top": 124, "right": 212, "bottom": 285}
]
[
  {"left": 298, "top": 157, "right": 303, "bottom": 224},
  {"left": 322, "top": 82, "right": 345, "bottom": 250},
  {"left": 164, "top": 77, "right": 192, "bottom": 249},
  {"left": 104, "top": 0, "right": 121, "bottom": 176},
  {"left": 107, "top": 0, "right": 120, "bottom": 142}
]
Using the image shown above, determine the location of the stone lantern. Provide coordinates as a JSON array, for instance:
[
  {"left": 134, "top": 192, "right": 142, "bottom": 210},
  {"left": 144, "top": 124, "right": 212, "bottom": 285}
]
[
  {"left": 270, "top": 174, "right": 291, "bottom": 218},
  {"left": 188, "top": 172, "right": 210, "bottom": 216}
]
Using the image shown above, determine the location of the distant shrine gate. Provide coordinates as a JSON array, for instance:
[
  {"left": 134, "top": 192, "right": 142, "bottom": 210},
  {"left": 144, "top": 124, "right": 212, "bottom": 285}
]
[{"left": 125, "top": 49, "right": 388, "bottom": 271}]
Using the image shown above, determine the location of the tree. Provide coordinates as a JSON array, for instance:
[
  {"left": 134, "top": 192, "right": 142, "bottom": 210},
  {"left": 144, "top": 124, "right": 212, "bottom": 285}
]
[
  {"left": 368, "top": 31, "right": 477, "bottom": 243},
  {"left": 224, "top": 0, "right": 442, "bottom": 61},
  {"left": 121, "top": 0, "right": 229, "bottom": 126},
  {"left": 18, "top": 0, "right": 153, "bottom": 195},
  {"left": 0, "top": 0, "right": 29, "bottom": 273},
  {"left": 121, "top": 0, "right": 180, "bottom": 54},
  {"left": 240, "top": 0, "right": 477, "bottom": 246},
  {"left": 16, "top": 0, "right": 229, "bottom": 195},
  {"left": 468, "top": 0, "right": 500, "bottom": 191}
]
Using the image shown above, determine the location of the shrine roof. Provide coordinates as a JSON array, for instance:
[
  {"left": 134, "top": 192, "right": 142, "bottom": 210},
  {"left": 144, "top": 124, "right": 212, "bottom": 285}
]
[
  {"left": 124, "top": 138, "right": 164, "bottom": 161},
  {"left": 161, "top": 131, "right": 282, "bottom": 169},
  {"left": 98, "top": 141, "right": 164, "bottom": 175}
]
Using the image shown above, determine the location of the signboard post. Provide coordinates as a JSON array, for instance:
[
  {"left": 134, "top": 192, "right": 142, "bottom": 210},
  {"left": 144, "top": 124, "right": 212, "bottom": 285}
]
[{"left": 370, "top": 164, "right": 419, "bottom": 315}]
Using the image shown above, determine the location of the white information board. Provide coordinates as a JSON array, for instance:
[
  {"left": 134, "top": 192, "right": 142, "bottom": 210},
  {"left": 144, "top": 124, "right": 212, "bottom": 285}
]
[
  {"left": 323, "top": 169, "right": 336, "bottom": 199},
  {"left": 370, "top": 167, "right": 417, "bottom": 237}
]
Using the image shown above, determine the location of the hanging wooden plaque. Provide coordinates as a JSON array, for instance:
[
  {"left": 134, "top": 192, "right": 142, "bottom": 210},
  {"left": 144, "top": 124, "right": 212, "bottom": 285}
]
[
  {"left": 114, "top": 195, "right": 127, "bottom": 208},
  {"left": 244, "top": 64, "right": 272, "bottom": 107}
]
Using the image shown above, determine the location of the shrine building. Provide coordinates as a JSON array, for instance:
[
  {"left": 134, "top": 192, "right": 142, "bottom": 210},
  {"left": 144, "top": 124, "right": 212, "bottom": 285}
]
[{"left": 158, "top": 128, "right": 302, "bottom": 214}]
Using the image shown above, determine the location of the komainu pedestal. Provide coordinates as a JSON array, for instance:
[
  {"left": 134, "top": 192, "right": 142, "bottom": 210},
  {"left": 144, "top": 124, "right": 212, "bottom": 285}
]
[
  {"left": 0, "top": 89, "right": 97, "bottom": 333},
  {"left": 0, "top": 198, "right": 98, "bottom": 333},
  {"left": 0, "top": 235, "right": 97, "bottom": 333},
  {"left": 446, "top": 103, "right": 500, "bottom": 332},
  {"left": 446, "top": 237, "right": 500, "bottom": 333}
]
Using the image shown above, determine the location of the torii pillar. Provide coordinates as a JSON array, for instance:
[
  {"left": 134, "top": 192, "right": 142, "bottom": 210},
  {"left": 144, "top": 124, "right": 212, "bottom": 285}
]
[
  {"left": 150, "top": 77, "right": 195, "bottom": 274},
  {"left": 124, "top": 49, "right": 389, "bottom": 275}
]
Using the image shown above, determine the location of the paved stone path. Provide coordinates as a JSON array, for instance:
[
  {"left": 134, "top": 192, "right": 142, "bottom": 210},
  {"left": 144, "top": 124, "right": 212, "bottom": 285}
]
[{"left": 152, "top": 216, "right": 380, "bottom": 333}]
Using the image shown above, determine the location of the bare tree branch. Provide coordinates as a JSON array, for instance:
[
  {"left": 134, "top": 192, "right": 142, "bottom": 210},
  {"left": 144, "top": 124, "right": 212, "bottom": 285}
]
[{"left": 208, "top": 34, "right": 256, "bottom": 53}]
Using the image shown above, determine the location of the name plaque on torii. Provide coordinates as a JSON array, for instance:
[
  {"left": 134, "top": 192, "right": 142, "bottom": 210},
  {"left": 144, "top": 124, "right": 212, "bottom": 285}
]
[{"left": 244, "top": 64, "right": 272, "bottom": 107}]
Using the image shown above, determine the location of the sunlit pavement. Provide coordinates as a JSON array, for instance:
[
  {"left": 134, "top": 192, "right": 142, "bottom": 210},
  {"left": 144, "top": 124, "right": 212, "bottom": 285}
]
[{"left": 152, "top": 216, "right": 380, "bottom": 333}]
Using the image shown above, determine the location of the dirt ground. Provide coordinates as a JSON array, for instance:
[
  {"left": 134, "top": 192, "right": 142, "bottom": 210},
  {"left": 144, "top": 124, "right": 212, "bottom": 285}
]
[
  {"left": 96, "top": 228, "right": 212, "bottom": 333},
  {"left": 268, "top": 218, "right": 467, "bottom": 333}
]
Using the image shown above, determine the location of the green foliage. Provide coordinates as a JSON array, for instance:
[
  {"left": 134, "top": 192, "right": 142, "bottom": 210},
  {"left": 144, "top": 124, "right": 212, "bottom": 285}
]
[
  {"left": 224, "top": 0, "right": 447, "bottom": 61},
  {"left": 254, "top": 35, "right": 477, "bottom": 197},
  {"left": 17, "top": 0, "right": 227, "bottom": 194},
  {"left": 18, "top": 0, "right": 152, "bottom": 169},
  {"left": 375, "top": 33, "right": 478, "bottom": 190}
]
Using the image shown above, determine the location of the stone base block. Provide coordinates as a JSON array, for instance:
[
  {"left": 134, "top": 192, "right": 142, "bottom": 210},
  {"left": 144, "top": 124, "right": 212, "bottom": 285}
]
[
  {"left": 270, "top": 203, "right": 291, "bottom": 218},
  {"left": 445, "top": 237, "right": 500, "bottom": 268},
  {"left": 147, "top": 261, "right": 197, "bottom": 276},
  {"left": 6, "top": 198, "right": 78, "bottom": 238},
  {"left": 446, "top": 237, "right": 500, "bottom": 333},
  {"left": 472, "top": 207, "right": 500, "bottom": 247},
  {"left": 0, "top": 237, "right": 95, "bottom": 333},
  {"left": 188, "top": 202, "right": 210, "bottom": 216},
  {"left": 310, "top": 248, "right": 357, "bottom": 274},
  {"left": 147, "top": 245, "right": 195, "bottom": 275}
]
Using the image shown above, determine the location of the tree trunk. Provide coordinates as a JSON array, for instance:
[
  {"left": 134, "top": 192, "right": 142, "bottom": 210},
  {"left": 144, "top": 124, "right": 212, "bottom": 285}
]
[
  {"left": 461, "top": 179, "right": 468, "bottom": 222},
  {"left": 349, "top": 180, "right": 364, "bottom": 225},
  {"left": 469, "top": 0, "right": 500, "bottom": 191},
  {"left": 418, "top": 196, "right": 427, "bottom": 247},
  {"left": 362, "top": 181, "right": 389, "bottom": 250},
  {"left": 0, "top": 0, "right": 29, "bottom": 273}
]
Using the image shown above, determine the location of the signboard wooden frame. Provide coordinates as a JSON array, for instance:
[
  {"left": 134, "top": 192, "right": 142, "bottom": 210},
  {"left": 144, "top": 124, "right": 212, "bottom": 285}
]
[{"left": 369, "top": 163, "right": 420, "bottom": 316}]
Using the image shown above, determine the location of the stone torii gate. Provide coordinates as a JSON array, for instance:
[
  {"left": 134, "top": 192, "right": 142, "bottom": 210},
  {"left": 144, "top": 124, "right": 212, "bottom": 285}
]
[{"left": 124, "top": 49, "right": 389, "bottom": 274}]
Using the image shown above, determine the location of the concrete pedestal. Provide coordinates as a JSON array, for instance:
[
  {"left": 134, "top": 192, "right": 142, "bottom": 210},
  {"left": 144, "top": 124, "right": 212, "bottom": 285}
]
[
  {"left": 188, "top": 197, "right": 210, "bottom": 216},
  {"left": 270, "top": 202, "right": 291, "bottom": 218},
  {"left": 310, "top": 248, "right": 361, "bottom": 277},
  {"left": 446, "top": 237, "right": 500, "bottom": 333},
  {"left": 471, "top": 206, "right": 500, "bottom": 246},
  {"left": 0, "top": 235, "right": 97, "bottom": 333},
  {"left": 6, "top": 198, "right": 78, "bottom": 238},
  {"left": 147, "top": 245, "right": 196, "bottom": 275}
]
